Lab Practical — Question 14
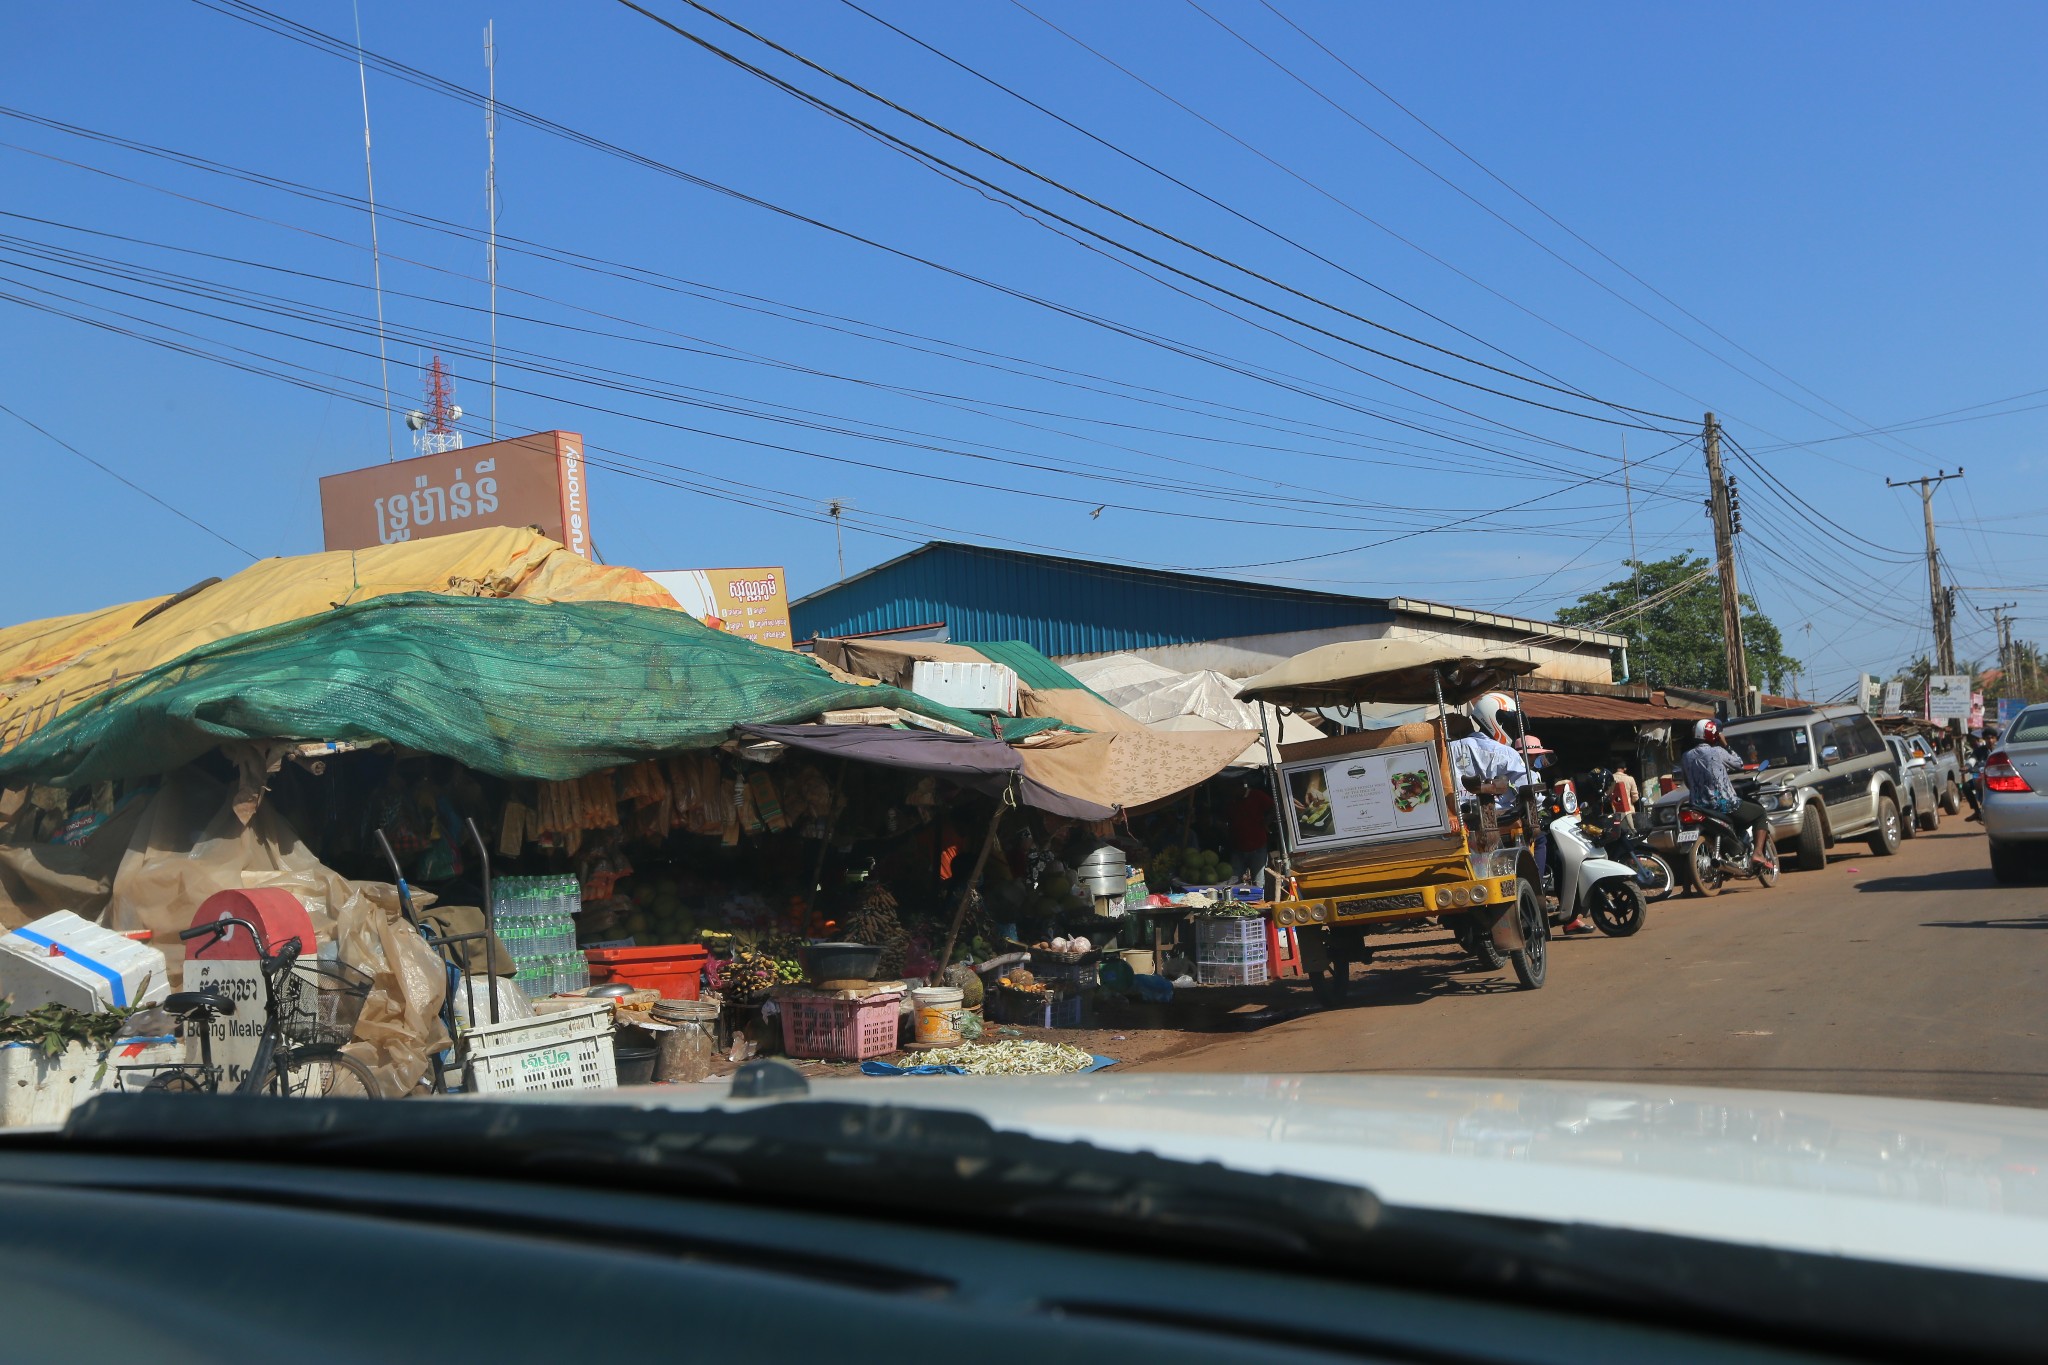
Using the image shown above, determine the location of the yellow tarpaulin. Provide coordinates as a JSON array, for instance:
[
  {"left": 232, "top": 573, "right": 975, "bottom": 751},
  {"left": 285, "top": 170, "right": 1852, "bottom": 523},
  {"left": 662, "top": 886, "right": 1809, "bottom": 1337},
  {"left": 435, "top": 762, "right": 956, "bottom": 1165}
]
[{"left": 0, "top": 527, "right": 680, "bottom": 749}]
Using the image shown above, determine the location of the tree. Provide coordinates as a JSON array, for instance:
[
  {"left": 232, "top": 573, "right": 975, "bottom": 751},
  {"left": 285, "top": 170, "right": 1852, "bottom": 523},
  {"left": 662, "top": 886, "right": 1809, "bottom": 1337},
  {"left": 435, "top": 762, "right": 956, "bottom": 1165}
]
[{"left": 1556, "top": 554, "right": 1797, "bottom": 694}]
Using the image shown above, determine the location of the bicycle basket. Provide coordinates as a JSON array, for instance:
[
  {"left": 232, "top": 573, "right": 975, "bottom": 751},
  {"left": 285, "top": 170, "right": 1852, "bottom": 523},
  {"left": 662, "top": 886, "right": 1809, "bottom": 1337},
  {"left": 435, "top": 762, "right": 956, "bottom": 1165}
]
[{"left": 283, "top": 959, "right": 375, "bottom": 1046}]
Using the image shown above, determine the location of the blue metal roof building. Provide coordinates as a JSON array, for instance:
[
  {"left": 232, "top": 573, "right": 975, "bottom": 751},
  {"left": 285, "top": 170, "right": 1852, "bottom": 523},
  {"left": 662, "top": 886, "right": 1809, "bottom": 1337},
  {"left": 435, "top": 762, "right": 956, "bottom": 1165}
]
[{"left": 790, "top": 542, "right": 1395, "bottom": 657}]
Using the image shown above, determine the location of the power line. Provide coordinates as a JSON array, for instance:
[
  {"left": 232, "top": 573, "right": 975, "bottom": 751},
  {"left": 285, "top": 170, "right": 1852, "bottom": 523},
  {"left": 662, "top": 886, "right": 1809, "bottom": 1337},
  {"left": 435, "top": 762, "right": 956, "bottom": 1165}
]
[
  {"left": 614, "top": 0, "right": 1692, "bottom": 432},
  {"left": 0, "top": 107, "right": 1675, "bottom": 479},
  {"left": 0, "top": 401, "right": 259, "bottom": 558}
]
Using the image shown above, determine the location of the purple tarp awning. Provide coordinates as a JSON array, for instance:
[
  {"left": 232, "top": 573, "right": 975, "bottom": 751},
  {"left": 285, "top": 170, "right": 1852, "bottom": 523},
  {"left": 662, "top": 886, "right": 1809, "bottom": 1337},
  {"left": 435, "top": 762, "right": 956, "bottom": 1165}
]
[{"left": 736, "top": 724, "right": 1115, "bottom": 821}]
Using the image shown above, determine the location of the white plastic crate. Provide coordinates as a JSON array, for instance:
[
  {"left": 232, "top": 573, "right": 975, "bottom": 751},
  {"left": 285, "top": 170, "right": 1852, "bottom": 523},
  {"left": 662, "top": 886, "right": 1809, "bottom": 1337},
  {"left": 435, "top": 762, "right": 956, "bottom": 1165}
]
[
  {"left": 1193, "top": 916, "right": 1266, "bottom": 950},
  {"left": 1195, "top": 939, "right": 1270, "bottom": 965},
  {"left": 461, "top": 1002, "right": 616, "bottom": 1094},
  {"left": 1194, "top": 958, "right": 1270, "bottom": 987}
]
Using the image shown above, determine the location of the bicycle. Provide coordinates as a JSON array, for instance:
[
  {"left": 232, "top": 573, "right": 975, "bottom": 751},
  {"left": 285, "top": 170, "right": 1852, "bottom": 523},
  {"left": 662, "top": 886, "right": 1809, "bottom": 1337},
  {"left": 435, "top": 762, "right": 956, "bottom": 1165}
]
[{"left": 138, "top": 915, "right": 381, "bottom": 1099}]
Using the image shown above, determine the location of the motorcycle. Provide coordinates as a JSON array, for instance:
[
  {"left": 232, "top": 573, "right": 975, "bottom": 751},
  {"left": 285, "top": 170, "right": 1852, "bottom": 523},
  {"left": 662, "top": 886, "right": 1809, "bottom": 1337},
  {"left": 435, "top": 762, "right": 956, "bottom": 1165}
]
[
  {"left": 1678, "top": 781, "right": 1780, "bottom": 898},
  {"left": 1538, "top": 785, "right": 1648, "bottom": 936},
  {"left": 1585, "top": 768, "right": 1676, "bottom": 903}
]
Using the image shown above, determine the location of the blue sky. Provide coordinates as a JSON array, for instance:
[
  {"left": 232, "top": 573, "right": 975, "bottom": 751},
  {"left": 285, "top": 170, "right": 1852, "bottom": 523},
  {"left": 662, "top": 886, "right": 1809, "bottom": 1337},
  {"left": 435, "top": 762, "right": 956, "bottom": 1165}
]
[{"left": 3, "top": 1, "right": 2044, "bottom": 694}]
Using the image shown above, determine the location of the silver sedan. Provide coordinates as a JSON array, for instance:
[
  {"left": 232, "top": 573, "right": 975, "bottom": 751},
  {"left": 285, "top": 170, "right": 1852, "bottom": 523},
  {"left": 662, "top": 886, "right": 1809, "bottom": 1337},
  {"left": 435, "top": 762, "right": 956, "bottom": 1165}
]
[{"left": 1984, "top": 704, "right": 2048, "bottom": 882}]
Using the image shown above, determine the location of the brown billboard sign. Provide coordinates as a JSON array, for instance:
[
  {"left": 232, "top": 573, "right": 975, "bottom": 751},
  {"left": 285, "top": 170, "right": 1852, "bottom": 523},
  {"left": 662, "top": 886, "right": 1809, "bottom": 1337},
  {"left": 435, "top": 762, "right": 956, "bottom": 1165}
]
[{"left": 319, "top": 430, "right": 591, "bottom": 556}]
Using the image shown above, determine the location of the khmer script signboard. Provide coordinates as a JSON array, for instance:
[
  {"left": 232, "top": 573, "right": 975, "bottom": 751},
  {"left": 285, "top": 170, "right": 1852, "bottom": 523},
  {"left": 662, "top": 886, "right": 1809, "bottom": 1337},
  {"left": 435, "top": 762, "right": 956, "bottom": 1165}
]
[{"left": 320, "top": 429, "right": 591, "bottom": 557}]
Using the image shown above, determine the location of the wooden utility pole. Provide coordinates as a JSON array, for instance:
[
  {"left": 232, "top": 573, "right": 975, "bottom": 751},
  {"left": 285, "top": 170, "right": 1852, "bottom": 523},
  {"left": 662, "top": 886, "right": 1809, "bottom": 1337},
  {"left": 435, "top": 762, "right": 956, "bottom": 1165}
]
[
  {"left": 1887, "top": 470, "right": 1964, "bottom": 677},
  {"left": 1702, "top": 413, "right": 1750, "bottom": 711}
]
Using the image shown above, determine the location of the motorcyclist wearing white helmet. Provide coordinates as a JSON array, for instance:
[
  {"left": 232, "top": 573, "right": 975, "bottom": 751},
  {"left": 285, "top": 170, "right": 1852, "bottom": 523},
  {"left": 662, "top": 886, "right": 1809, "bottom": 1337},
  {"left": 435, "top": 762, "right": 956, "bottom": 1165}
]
[
  {"left": 1451, "top": 692, "right": 1591, "bottom": 933},
  {"left": 1680, "top": 717, "right": 1774, "bottom": 868}
]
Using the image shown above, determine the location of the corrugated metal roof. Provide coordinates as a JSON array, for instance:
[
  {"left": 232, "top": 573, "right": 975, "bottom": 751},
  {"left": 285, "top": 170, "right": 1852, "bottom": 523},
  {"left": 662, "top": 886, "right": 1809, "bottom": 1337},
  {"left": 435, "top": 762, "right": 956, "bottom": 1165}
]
[
  {"left": 1519, "top": 692, "right": 1711, "bottom": 722},
  {"left": 791, "top": 543, "right": 1393, "bottom": 656}
]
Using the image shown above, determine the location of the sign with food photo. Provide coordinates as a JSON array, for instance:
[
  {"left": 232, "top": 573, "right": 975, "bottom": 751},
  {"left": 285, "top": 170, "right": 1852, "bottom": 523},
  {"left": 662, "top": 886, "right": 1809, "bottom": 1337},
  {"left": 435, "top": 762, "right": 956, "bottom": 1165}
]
[{"left": 1282, "top": 739, "right": 1450, "bottom": 851}]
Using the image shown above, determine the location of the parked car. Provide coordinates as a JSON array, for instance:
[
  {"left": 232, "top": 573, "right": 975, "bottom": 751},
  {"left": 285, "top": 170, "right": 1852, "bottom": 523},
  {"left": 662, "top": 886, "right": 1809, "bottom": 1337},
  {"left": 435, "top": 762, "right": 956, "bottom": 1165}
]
[
  {"left": 1983, "top": 703, "right": 2048, "bottom": 882},
  {"left": 1886, "top": 734, "right": 1940, "bottom": 835},
  {"left": 1647, "top": 705, "right": 1905, "bottom": 870},
  {"left": 1904, "top": 732, "right": 1966, "bottom": 814}
]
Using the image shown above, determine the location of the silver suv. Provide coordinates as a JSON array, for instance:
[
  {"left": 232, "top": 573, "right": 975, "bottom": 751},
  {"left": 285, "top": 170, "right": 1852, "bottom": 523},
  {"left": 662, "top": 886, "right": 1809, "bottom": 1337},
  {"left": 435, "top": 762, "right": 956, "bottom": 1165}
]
[{"left": 1646, "top": 705, "right": 1906, "bottom": 871}]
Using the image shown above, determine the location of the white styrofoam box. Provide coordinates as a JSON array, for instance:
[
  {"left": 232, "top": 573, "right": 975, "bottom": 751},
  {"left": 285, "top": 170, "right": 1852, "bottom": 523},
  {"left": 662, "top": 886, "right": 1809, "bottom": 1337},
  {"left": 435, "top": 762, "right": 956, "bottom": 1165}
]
[
  {"left": 911, "top": 660, "right": 1020, "bottom": 715},
  {"left": 0, "top": 912, "right": 169, "bottom": 1013},
  {"left": 0, "top": 1042, "right": 99, "bottom": 1127}
]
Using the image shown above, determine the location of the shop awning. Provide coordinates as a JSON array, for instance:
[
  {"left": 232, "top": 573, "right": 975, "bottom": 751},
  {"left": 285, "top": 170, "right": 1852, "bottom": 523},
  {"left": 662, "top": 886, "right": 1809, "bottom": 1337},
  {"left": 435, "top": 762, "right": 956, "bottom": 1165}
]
[
  {"left": 1516, "top": 692, "right": 1711, "bottom": 724},
  {"left": 735, "top": 724, "right": 1115, "bottom": 821},
  {"left": 0, "top": 526, "right": 684, "bottom": 752},
  {"left": 0, "top": 592, "right": 1068, "bottom": 788}
]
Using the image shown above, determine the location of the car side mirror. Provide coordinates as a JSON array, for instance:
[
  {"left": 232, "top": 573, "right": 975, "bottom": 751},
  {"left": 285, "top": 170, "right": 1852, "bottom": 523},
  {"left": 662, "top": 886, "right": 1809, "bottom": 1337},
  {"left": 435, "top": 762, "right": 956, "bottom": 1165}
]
[{"left": 1821, "top": 745, "right": 1840, "bottom": 763}]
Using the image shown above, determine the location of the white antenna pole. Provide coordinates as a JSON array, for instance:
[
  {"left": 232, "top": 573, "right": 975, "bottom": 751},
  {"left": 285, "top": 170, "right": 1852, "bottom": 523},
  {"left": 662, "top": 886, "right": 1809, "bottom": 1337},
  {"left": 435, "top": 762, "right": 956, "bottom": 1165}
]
[
  {"left": 484, "top": 19, "right": 499, "bottom": 442},
  {"left": 351, "top": 0, "right": 395, "bottom": 462}
]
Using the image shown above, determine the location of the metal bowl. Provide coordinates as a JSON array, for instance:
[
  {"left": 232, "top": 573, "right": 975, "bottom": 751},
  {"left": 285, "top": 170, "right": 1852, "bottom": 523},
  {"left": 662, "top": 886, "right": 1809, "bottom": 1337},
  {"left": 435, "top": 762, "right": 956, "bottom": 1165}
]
[{"left": 800, "top": 941, "right": 883, "bottom": 983}]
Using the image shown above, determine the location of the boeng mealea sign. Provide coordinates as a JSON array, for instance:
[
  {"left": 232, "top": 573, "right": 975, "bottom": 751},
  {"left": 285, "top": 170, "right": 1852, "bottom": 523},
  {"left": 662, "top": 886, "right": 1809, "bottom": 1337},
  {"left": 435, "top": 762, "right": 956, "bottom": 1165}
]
[{"left": 320, "top": 430, "right": 594, "bottom": 557}]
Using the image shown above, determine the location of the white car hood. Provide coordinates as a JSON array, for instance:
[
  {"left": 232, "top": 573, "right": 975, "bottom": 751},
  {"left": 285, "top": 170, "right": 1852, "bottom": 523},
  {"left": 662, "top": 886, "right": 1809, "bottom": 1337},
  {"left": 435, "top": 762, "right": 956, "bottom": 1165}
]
[{"left": 598, "top": 1073, "right": 2048, "bottom": 1283}]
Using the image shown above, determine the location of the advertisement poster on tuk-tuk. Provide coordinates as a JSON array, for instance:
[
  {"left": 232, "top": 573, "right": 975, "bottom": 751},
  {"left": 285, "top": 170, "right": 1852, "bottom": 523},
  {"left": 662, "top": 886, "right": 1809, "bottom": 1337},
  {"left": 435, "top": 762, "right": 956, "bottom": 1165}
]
[{"left": 1283, "top": 740, "right": 1450, "bottom": 851}]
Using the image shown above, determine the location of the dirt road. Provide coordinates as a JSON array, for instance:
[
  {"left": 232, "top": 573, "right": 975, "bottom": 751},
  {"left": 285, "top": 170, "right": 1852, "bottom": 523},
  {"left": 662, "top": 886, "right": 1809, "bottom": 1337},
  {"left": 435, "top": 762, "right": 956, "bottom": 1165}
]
[{"left": 1142, "top": 822, "right": 2048, "bottom": 1107}]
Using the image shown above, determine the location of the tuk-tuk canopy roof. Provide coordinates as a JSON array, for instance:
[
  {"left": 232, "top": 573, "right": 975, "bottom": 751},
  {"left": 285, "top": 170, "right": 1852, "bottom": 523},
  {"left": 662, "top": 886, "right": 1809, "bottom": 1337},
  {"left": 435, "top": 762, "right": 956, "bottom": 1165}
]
[{"left": 1237, "top": 639, "right": 1540, "bottom": 709}]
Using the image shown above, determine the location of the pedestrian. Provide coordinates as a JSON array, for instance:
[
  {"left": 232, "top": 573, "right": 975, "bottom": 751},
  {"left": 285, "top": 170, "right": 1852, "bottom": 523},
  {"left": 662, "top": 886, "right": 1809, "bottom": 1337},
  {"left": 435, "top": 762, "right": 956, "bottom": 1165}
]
[
  {"left": 1964, "top": 727, "right": 1995, "bottom": 822},
  {"left": 1610, "top": 764, "right": 1642, "bottom": 831},
  {"left": 1226, "top": 777, "right": 1275, "bottom": 884}
]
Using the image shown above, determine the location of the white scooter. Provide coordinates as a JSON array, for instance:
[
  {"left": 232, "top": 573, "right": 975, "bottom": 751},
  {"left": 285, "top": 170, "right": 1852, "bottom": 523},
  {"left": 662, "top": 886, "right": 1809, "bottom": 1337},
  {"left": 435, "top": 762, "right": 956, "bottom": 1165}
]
[{"left": 1538, "top": 783, "right": 1648, "bottom": 937}]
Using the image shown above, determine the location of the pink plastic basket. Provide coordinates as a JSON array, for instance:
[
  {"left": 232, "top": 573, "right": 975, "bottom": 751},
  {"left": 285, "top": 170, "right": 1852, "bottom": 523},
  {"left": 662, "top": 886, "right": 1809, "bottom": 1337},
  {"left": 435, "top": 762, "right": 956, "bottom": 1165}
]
[{"left": 779, "top": 992, "right": 903, "bottom": 1061}]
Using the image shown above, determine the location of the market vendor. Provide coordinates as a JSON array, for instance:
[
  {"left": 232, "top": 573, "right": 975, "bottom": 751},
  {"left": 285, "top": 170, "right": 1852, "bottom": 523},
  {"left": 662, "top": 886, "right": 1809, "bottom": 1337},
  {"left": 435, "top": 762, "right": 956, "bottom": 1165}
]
[{"left": 1226, "top": 777, "right": 1275, "bottom": 884}]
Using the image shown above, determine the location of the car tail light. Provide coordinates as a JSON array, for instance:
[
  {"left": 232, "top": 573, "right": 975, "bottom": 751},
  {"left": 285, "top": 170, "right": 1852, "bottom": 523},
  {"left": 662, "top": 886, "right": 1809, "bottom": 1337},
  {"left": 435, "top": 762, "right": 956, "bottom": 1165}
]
[
  {"left": 1679, "top": 808, "right": 1704, "bottom": 826},
  {"left": 1984, "top": 752, "right": 2033, "bottom": 793}
]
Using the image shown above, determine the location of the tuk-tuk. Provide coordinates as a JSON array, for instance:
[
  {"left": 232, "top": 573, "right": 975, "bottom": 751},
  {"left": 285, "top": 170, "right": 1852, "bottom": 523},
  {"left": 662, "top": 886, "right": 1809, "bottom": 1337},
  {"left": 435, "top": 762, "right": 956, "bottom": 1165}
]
[{"left": 1238, "top": 640, "right": 1547, "bottom": 1006}]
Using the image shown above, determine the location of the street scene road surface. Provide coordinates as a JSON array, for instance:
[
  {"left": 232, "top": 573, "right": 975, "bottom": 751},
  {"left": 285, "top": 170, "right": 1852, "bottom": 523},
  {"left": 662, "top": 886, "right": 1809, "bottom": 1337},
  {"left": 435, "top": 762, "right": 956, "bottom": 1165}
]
[{"left": 1148, "top": 824, "right": 2048, "bottom": 1108}]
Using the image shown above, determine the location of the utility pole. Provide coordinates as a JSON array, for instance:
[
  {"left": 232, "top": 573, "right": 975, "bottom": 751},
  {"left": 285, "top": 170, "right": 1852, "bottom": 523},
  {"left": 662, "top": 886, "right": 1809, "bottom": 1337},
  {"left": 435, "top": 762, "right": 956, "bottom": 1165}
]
[
  {"left": 1701, "top": 413, "right": 1751, "bottom": 711},
  {"left": 1990, "top": 602, "right": 2018, "bottom": 704},
  {"left": 1887, "top": 469, "right": 1964, "bottom": 678}
]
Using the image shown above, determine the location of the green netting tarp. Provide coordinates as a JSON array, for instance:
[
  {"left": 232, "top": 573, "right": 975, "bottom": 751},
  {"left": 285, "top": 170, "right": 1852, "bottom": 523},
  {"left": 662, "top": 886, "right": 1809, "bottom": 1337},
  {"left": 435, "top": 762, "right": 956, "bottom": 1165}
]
[
  {"left": 0, "top": 593, "right": 1068, "bottom": 787},
  {"left": 957, "top": 640, "right": 1106, "bottom": 697}
]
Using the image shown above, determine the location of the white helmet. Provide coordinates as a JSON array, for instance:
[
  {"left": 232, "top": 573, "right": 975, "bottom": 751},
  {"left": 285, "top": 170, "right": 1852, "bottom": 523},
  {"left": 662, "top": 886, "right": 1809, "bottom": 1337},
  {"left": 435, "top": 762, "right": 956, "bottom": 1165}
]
[{"left": 1469, "top": 691, "right": 1519, "bottom": 744}]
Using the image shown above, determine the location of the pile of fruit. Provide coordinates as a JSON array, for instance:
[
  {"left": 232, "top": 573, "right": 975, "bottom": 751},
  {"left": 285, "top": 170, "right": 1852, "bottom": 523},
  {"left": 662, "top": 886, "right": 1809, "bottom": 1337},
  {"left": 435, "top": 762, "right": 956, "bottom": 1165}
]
[
  {"left": 709, "top": 941, "right": 803, "bottom": 1003},
  {"left": 1145, "top": 845, "right": 1232, "bottom": 888},
  {"left": 988, "top": 869, "right": 1097, "bottom": 922},
  {"left": 996, "top": 967, "right": 1046, "bottom": 996}
]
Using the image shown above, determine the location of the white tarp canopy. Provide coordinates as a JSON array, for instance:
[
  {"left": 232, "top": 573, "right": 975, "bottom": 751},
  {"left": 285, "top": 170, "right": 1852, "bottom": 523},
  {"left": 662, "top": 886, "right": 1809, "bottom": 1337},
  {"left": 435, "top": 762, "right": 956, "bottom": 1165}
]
[{"left": 1064, "top": 654, "right": 1323, "bottom": 765}]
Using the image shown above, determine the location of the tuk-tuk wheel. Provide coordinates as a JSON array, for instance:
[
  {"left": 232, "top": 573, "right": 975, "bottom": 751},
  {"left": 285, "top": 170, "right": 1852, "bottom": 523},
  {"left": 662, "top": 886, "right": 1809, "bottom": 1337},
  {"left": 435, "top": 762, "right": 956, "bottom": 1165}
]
[
  {"left": 1457, "top": 914, "right": 1506, "bottom": 970},
  {"left": 1509, "top": 879, "right": 1547, "bottom": 990}
]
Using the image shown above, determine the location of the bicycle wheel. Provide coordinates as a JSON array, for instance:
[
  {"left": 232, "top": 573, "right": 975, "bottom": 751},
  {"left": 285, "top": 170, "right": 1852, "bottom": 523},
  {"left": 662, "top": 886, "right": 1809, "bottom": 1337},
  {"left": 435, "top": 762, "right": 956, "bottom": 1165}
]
[
  {"left": 143, "top": 1067, "right": 214, "bottom": 1095},
  {"left": 261, "top": 1044, "right": 382, "bottom": 1099}
]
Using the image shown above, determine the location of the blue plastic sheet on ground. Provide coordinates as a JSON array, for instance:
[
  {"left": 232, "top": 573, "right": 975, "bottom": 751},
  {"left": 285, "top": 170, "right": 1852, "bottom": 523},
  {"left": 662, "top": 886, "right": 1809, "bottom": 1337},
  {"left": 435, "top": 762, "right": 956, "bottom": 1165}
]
[{"left": 860, "top": 1054, "right": 1116, "bottom": 1077}]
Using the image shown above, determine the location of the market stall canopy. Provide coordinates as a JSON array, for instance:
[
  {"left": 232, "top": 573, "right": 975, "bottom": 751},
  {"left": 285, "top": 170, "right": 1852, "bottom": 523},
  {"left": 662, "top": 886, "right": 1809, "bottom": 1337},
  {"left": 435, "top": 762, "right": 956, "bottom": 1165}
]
[
  {"left": 735, "top": 724, "right": 1114, "bottom": 821},
  {"left": 1238, "top": 640, "right": 1541, "bottom": 709},
  {"left": 809, "top": 639, "right": 1252, "bottom": 804},
  {"left": 0, "top": 593, "right": 1067, "bottom": 789},
  {"left": 806, "top": 637, "right": 1150, "bottom": 734},
  {"left": 1062, "top": 652, "right": 1319, "bottom": 764},
  {"left": 0, "top": 527, "right": 680, "bottom": 751}
]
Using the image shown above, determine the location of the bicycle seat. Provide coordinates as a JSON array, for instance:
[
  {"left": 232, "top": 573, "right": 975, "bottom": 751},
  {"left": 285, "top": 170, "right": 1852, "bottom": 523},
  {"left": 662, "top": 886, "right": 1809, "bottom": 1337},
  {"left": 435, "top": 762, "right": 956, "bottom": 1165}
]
[{"left": 163, "top": 990, "right": 235, "bottom": 1021}]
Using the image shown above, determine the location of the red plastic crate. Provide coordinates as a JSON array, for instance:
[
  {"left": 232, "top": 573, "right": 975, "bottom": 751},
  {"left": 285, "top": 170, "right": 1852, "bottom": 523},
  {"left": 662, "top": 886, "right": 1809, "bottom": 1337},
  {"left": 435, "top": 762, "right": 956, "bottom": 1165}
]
[
  {"left": 779, "top": 991, "right": 903, "bottom": 1061},
  {"left": 584, "top": 943, "right": 708, "bottom": 1000}
]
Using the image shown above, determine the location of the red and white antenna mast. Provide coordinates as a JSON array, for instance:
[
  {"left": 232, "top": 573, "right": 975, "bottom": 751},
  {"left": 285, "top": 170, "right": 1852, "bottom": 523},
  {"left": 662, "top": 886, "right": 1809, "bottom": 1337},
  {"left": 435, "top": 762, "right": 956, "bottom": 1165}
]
[{"left": 404, "top": 355, "right": 465, "bottom": 456}]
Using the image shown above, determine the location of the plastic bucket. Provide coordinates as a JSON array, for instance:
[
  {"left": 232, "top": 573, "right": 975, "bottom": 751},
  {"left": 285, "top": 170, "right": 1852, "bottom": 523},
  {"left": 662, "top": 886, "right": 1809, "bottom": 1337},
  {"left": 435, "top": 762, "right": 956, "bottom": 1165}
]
[
  {"left": 1122, "top": 948, "right": 1156, "bottom": 976},
  {"left": 912, "top": 986, "right": 964, "bottom": 1046},
  {"left": 612, "top": 1042, "right": 659, "bottom": 1086}
]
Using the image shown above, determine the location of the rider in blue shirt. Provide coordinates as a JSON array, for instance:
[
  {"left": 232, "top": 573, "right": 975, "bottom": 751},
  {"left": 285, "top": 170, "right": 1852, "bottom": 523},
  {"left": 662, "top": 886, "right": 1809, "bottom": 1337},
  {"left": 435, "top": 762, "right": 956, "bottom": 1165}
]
[{"left": 1681, "top": 718, "right": 1774, "bottom": 869}]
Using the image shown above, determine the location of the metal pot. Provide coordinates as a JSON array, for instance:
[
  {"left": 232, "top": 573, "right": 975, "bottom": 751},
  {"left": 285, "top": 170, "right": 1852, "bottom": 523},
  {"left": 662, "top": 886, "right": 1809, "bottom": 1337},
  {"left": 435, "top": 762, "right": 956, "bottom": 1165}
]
[
  {"left": 799, "top": 940, "right": 883, "bottom": 983},
  {"left": 1076, "top": 844, "right": 1130, "bottom": 897}
]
